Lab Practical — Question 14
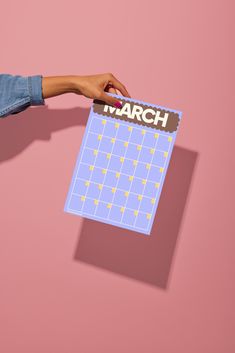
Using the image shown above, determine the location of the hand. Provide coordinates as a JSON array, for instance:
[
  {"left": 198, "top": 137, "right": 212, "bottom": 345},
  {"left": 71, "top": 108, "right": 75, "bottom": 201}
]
[{"left": 71, "top": 73, "right": 131, "bottom": 108}]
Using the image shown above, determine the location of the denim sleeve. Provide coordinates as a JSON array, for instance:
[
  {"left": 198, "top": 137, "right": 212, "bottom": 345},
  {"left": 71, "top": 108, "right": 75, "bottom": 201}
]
[{"left": 0, "top": 74, "right": 45, "bottom": 118}]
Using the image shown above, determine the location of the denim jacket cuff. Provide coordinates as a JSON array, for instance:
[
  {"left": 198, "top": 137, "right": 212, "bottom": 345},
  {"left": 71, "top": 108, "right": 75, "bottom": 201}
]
[{"left": 28, "top": 75, "right": 45, "bottom": 106}]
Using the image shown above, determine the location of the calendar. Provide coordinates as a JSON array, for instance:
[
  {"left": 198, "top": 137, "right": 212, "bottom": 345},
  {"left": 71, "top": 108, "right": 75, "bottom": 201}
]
[{"left": 64, "top": 93, "right": 182, "bottom": 235}]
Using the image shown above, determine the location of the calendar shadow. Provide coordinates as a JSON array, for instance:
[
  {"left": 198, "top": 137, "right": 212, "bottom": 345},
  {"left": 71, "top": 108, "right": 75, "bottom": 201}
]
[
  {"left": 74, "top": 146, "right": 198, "bottom": 289},
  {"left": 0, "top": 105, "right": 90, "bottom": 163}
]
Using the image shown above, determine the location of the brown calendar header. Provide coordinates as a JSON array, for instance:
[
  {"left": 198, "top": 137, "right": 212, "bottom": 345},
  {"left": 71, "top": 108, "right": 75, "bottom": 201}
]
[{"left": 93, "top": 98, "right": 180, "bottom": 133}]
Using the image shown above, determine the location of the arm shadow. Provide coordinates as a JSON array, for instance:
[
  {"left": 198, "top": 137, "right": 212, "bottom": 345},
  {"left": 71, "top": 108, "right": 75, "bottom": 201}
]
[
  {"left": 0, "top": 105, "right": 90, "bottom": 163},
  {"left": 74, "top": 145, "right": 199, "bottom": 290}
]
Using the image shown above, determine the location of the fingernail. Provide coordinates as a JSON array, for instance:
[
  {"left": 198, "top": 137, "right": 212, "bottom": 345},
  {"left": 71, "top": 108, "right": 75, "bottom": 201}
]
[{"left": 114, "top": 101, "right": 122, "bottom": 109}]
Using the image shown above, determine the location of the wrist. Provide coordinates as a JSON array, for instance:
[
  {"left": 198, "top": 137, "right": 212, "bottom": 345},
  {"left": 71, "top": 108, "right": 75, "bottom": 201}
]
[
  {"left": 64, "top": 75, "right": 78, "bottom": 93},
  {"left": 68, "top": 75, "right": 82, "bottom": 94},
  {"left": 42, "top": 75, "right": 78, "bottom": 98}
]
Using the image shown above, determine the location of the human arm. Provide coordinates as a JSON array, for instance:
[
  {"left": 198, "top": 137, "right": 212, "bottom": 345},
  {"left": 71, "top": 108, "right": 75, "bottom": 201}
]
[
  {"left": 0, "top": 73, "right": 130, "bottom": 118},
  {"left": 41, "top": 73, "right": 131, "bottom": 107}
]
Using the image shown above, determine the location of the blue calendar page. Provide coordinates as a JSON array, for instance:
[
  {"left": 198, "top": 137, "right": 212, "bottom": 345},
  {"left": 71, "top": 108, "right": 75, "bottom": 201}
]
[{"left": 64, "top": 93, "right": 182, "bottom": 235}]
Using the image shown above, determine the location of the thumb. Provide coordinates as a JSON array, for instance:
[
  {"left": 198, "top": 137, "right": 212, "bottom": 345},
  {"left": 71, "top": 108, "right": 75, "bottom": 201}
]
[{"left": 99, "top": 91, "right": 123, "bottom": 109}]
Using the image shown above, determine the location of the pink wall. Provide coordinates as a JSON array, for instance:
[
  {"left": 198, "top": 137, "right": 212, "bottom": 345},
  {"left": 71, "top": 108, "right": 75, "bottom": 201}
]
[{"left": 0, "top": 1, "right": 234, "bottom": 352}]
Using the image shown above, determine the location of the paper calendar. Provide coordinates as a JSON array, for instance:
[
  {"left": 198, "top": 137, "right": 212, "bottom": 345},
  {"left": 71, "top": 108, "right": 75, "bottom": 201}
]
[{"left": 64, "top": 93, "right": 182, "bottom": 235}]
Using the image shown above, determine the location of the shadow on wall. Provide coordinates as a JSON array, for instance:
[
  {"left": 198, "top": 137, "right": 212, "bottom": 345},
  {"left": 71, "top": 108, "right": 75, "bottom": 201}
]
[
  {"left": 0, "top": 105, "right": 90, "bottom": 163},
  {"left": 0, "top": 105, "right": 198, "bottom": 290},
  {"left": 74, "top": 146, "right": 198, "bottom": 290}
]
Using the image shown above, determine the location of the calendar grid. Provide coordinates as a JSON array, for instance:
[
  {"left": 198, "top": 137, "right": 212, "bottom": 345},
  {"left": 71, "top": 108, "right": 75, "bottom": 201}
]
[
  {"left": 119, "top": 130, "right": 146, "bottom": 224},
  {"left": 76, "top": 161, "right": 166, "bottom": 185},
  {"left": 87, "top": 128, "right": 158, "bottom": 142},
  {"left": 64, "top": 96, "right": 182, "bottom": 235},
  {"left": 82, "top": 147, "right": 167, "bottom": 171},
  {"left": 66, "top": 121, "right": 92, "bottom": 212},
  {"left": 67, "top": 204, "right": 152, "bottom": 232},
  {"left": 132, "top": 131, "right": 159, "bottom": 228},
  {"left": 72, "top": 178, "right": 159, "bottom": 201},
  {"left": 87, "top": 125, "right": 169, "bottom": 147},
  {"left": 105, "top": 126, "right": 135, "bottom": 220},
  {"left": 74, "top": 120, "right": 106, "bottom": 214},
  {"left": 70, "top": 192, "right": 156, "bottom": 214},
  {"left": 93, "top": 120, "right": 120, "bottom": 217}
]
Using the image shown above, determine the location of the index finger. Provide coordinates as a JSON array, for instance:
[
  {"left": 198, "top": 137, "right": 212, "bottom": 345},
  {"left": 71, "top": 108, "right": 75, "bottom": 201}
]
[{"left": 110, "top": 75, "right": 131, "bottom": 98}]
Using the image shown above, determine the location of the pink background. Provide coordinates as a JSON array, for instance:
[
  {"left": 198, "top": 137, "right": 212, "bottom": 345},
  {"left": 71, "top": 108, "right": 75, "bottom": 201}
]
[{"left": 0, "top": 1, "right": 234, "bottom": 352}]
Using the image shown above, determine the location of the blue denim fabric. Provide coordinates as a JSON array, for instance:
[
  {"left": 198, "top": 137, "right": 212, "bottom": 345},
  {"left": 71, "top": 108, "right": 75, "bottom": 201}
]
[{"left": 0, "top": 74, "right": 45, "bottom": 118}]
